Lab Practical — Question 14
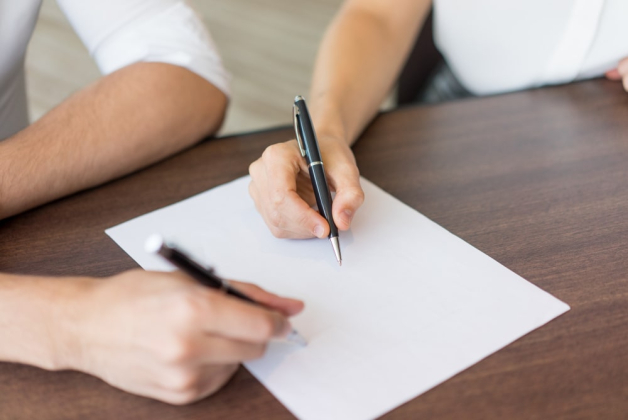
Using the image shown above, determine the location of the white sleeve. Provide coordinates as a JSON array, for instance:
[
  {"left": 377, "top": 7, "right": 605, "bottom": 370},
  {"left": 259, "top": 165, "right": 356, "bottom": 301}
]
[{"left": 56, "top": 0, "right": 230, "bottom": 96}]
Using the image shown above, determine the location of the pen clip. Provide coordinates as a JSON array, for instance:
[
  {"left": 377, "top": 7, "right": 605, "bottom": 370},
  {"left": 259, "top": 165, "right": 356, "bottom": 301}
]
[{"left": 293, "top": 104, "right": 307, "bottom": 158}]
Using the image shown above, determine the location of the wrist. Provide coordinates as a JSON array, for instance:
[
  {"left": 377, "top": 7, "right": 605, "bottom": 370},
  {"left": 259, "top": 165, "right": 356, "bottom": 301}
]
[
  {"left": 307, "top": 99, "right": 352, "bottom": 147},
  {"left": 316, "top": 134, "right": 359, "bottom": 171},
  {"left": 48, "top": 277, "right": 96, "bottom": 371},
  {"left": 317, "top": 132, "right": 352, "bottom": 152}
]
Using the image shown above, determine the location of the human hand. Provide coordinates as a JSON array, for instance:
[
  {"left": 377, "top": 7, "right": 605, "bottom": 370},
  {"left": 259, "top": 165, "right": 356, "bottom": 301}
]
[
  {"left": 57, "top": 270, "right": 303, "bottom": 405},
  {"left": 605, "top": 57, "right": 628, "bottom": 92},
  {"left": 248, "top": 135, "right": 365, "bottom": 239}
]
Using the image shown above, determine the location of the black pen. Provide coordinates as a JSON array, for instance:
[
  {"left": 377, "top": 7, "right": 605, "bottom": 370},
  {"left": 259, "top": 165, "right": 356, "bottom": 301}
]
[
  {"left": 144, "top": 234, "right": 307, "bottom": 346},
  {"left": 293, "top": 96, "right": 342, "bottom": 265}
]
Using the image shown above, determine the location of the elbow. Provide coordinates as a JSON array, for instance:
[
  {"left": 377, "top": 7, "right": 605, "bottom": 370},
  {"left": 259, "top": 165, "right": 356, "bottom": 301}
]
[{"left": 201, "top": 81, "right": 228, "bottom": 138}]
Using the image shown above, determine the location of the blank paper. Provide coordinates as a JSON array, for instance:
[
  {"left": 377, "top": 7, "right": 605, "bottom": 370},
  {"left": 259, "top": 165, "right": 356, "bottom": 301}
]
[{"left": 106, "top": 176, "right": 569, "bottom": 420}]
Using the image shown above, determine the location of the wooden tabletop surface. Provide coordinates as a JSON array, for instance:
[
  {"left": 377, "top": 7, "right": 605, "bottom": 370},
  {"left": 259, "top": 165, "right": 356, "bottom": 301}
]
[{"left": 1, "top": 79, "right": 627, "bottom": 419}]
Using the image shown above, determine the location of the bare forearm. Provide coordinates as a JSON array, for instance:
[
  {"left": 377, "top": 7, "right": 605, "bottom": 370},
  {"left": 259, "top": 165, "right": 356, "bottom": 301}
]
[
  {"left": 0, "top": 269, "right": 302, "bottom": 404},
  {"left": 0, "top": 274, "right": 89, "bottom": 370},
  {"left": 309, "top": 0, "right": 431, "bottom": 143},
  {"left": 0, "top": 63, "right": 226, "bottom": 219}
]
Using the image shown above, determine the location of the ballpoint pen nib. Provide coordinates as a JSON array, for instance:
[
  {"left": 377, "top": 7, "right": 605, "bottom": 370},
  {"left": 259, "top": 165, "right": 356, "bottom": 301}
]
[
  {"left": 330, "top": 236, "right": 342, "bottom": 266},
  {"left": 286, "top": 329, "right": 308, "bottom": 347}
]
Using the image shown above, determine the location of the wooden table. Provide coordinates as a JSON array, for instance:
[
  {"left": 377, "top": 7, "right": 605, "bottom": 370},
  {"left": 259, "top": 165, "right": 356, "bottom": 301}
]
[{"left": 1, "top": 80, "right": 627, "bottom": 419}]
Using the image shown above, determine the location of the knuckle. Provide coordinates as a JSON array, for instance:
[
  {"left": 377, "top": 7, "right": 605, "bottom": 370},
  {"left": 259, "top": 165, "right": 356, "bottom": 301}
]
[
  {"left": 202, "top": 365, "right": 237, "bottom": 397},
  {"left": 167, "top": 369, "right": 201, "bottom": 394},
  {"left": 160, "top": 336, "right": 194, "bottom": 364},
  {"left": 172, "top": 295, "right": 201, "bottom": 325},
  {"left": 350, "top": 188, "right": 365, "bottom": 205},
  {"left": 165, "top": 391, "right": 197, "bottom": 406},
  {"left": 262, "top": 144, "right": 283, "bottom": 161},
  {"left": 269, "top": 225, "right": 288, "bottom": 239},
  {"left": 269, "top": 190, "right": 287, "bottom": 208},
  {"left": 268, "top": 209, "right": 285, "bottom": 228},
  {"left": 248, "top": 160, "right": 259, "bottom": 177}
]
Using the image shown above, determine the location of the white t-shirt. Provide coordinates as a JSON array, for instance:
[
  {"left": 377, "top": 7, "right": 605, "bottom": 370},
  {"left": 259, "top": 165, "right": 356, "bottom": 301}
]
[
  {"left": 0, "top": 0, "right": 230, "bottom": 140},
  {"left": 434, "top": 0, "right": 628, "bottom": 95}
]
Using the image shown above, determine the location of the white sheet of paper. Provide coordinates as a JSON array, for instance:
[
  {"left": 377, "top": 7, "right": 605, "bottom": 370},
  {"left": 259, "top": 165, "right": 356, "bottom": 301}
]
[{"left": 106, "top": 176, "right": 569, "bottom": 420}]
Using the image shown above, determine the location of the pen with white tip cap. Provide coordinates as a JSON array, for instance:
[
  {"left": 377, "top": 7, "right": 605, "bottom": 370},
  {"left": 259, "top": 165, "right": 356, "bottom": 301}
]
[
  {"left": 144, "top": 234, "right": 308, "bottom": 347},
  {"left": 293, "top": 95, "right": 342, "bottom": 266}
]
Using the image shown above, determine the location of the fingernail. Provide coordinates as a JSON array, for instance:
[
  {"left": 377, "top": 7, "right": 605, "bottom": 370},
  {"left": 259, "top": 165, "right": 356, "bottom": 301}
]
[
  {"left": 342, "top": 209, "right": 353, "bottom": 225},
  {"left": 313, "top": 225, "right": 325, "bottom": 238}
]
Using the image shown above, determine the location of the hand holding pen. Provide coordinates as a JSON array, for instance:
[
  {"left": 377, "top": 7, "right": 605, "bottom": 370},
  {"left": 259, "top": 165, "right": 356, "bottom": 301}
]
[
  {"left": 146, "top": 235, "right": 308, "bottom": 346},
  {"left": 292, "top": 96, "right": 343, "bottom": 264},
  {"left": 52, "top": 267, "right": 304, "bottom": 405},
  {"left": 248, "top": 97, "right": 364, "bottom": 256}
]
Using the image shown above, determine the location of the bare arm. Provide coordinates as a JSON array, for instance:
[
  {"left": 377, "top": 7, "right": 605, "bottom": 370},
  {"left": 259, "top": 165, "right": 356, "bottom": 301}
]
[
  {"left": 0, "top": 270, "right": 303, "bottom": 404},
  {"left": 249, "top": 0, "right": 431, "bottom": 239},
  {"left": 309, "top": 0, "right": 432, "bottom": 144},
  {"left": 0, "top": 63, "right": 226, "bottom": 219},
  {"left": 0, "top": 273, "right": 82, "bottom": 370}
]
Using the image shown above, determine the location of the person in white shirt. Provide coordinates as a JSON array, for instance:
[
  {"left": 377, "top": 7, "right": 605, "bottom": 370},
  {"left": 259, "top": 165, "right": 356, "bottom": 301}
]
[
  {"left": 0, "top": 0, "right": 303, "bottom": 405},
  {"left": 249, "top": 0, "right": 628, "bottom": 240}
]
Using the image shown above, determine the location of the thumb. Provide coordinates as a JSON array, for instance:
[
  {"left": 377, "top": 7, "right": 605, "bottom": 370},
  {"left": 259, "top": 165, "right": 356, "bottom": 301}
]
[{"left": 328, "top": 165, "right": 365, "bottom": 231}]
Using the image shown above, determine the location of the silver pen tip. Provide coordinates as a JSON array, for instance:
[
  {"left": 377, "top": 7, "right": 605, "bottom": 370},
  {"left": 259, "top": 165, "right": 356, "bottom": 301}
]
[
  {"left": 286, "top": 329, "right": 308, "bottom": 347},
  {"left": 330, "top": 236, "right": 342, "bottom": 266}
]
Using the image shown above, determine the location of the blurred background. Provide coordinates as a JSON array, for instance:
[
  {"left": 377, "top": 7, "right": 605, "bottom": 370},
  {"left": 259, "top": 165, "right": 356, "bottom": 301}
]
[{"left": 26, "top": 0, "right": 349, "bottom": 136}]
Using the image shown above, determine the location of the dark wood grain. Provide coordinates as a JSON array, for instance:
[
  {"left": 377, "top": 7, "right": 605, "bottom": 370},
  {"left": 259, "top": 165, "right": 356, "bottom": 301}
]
[{"left": 1, "top": 79, "right": 627, "bottom": 420}]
